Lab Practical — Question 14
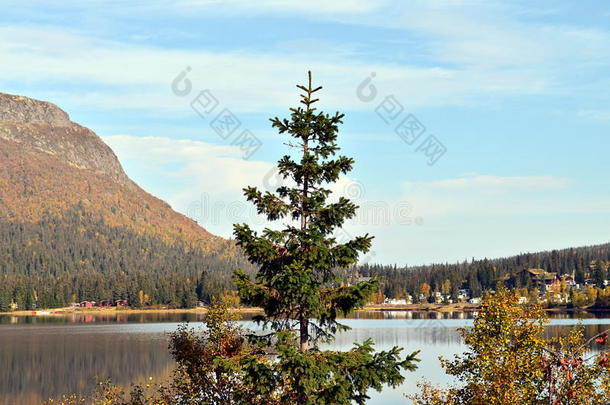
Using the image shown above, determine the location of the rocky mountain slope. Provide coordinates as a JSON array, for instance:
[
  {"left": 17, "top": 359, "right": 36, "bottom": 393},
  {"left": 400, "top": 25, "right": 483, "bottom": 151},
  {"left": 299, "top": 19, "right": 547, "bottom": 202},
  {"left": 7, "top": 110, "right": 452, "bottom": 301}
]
[{"left": 0, "top": 92, "right": 222, "bottom": 251}]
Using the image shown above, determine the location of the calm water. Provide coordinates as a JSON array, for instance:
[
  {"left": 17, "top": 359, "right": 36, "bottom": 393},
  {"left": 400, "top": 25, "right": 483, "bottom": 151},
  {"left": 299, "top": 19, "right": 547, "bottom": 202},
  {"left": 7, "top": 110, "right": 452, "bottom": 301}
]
[{"left": 1, "top": 311, "right": 609, "bottom": 405}]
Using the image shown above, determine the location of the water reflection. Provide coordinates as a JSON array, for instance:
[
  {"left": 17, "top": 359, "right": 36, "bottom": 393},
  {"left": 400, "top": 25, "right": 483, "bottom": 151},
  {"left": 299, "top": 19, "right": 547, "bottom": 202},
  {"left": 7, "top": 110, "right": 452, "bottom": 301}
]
[
  {"left": 0, "top": 325, "right": 173, "bottom": 405},
  {"left": 0, "top": 312, "right": 609, "bottom": 405},
  {"left": 0, "top": 312, "right": 209, "bottom": 325},
  {"left": 3, "top": 309, "right": 608, "bottom": 325}
]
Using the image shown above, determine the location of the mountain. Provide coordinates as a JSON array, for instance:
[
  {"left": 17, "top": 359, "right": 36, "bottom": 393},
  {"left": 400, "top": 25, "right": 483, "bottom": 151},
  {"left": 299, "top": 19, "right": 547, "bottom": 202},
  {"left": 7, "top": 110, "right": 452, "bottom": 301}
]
[
  {"left": 0, "top": 92, "right": 247, "bottom": 310},
  {"left": 0, "top": 92, "right": 221, "bottom": 249}
]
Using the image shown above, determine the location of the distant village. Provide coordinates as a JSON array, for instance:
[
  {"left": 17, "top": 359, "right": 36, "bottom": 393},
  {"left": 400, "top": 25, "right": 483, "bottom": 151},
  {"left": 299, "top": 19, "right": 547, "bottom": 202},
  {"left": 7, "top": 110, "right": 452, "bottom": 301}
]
[
  {"left": 7, "top": 298, "right": 132, "bottom": 311},
  {"left": 377, "top": 265, "right": 610, "bottom": 308},
  {"left": 5, "top": 297, "right": 215, "bottom": 312},
  {"left": 6, "top": 264, "right": 610, "bottom": 312},
  {"left": 74, "top": 299, "right": 129, "bottom": 308}
]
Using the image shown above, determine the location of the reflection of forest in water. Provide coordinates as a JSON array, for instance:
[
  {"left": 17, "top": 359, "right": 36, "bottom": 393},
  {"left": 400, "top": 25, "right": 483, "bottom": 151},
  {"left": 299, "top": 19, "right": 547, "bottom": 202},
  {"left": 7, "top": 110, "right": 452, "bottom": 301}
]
[
  {"left": 1, "top": 308, "right": 608, "bottom": 325},
  {"left": 0, "top": 312, "right": 208, "bottom": 325},
  {"left": 0, "top": 325, "right": 174, "bottom": 405},
  {"left": 544, "top": 323, "right": 610, "bottom": 346},
  {"left": 1, "top": 312, "right": 609, "bottom": 405}
]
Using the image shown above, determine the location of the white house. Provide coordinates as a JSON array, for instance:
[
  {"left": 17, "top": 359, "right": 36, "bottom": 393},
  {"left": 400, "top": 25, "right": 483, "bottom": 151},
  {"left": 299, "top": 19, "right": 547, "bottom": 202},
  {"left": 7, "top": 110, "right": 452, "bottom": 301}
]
[{"left": 384, "top": 296, "right": 412, "bottom": 305}]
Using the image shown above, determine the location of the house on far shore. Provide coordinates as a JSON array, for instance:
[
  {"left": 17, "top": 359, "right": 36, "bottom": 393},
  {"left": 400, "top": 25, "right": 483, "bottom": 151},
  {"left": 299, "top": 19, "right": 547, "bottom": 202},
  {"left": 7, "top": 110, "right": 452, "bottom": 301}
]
[
  {"left": 503, "top": 268, "right": 560, "bottom": 291},
  {"left": 526, "top": 268, "right": 560, "bottom": 290},
  {"left": 561, "top": 274, "right": 576, "bottom": 287},
  {"left": 115, "top": 299, "right": 128, "bottom": 307},
  {"left": 80, "top": 301, "right": 94, "bottom": 308},
  {"left": 384, "top": 298, "right": 408, "bottom": 305}
]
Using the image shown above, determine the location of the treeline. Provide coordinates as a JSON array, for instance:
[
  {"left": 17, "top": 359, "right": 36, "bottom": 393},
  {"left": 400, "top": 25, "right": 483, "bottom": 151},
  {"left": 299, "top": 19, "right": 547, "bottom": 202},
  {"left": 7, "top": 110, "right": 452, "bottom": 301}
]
[
  {"left": 3, "top": 205, "right": 610, "bottom": 310},
  {"left": 0, "top": 206, "right": 252, "bottom": 311},
  {"left": 358, "top": 243, "right": 610, "bottom": 299}
]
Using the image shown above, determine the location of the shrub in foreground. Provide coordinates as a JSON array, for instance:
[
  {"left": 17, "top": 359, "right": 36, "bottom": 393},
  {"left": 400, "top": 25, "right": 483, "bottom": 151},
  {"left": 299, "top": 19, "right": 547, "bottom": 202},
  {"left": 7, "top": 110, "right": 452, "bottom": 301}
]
[{"left": 410, "top": 289, "right": 610, "bottom": 405}]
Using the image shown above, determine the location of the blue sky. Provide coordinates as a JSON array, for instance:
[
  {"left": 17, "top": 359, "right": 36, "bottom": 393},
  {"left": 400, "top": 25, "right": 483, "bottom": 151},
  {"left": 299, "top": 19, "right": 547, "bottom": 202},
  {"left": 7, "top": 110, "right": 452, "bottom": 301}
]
[{"left": 2, "top": 0, "right": 610, "bottom": 265}]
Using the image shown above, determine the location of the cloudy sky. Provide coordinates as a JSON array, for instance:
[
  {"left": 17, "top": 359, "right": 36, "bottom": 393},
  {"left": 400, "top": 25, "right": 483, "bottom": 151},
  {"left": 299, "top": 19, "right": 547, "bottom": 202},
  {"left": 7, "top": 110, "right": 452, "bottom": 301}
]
[{"left": 2, "top": 0, "right": 610, "bottom": 265}]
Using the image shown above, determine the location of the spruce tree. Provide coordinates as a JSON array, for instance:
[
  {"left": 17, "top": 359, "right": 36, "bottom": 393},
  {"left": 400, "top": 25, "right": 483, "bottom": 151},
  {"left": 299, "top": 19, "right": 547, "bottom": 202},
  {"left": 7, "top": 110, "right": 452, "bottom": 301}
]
[
  {"left": 0, "top": 288, "right": 10, "bottom": 312},
  {"left": 233, "top": 72, "right": 419, "bottom": 403}
]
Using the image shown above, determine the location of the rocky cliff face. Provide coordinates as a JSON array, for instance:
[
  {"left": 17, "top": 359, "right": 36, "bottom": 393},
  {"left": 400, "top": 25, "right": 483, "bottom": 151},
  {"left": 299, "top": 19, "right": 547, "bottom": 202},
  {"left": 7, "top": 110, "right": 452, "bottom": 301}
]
[
  {"left": 0, "top": 93, "right": 70, "bottom": 125},
  {"left": 0, "top": 92, "right": 223, "bottom": 251},
  {"left": 0, "top": 92, "right": 131, "bottom": 186}
]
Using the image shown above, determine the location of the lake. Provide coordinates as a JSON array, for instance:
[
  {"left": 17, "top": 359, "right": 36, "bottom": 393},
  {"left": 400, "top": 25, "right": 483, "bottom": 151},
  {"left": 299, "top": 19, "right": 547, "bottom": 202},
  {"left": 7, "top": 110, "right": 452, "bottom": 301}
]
[{"left": 1, "top": 311, "right": 609, "bottom": 405}]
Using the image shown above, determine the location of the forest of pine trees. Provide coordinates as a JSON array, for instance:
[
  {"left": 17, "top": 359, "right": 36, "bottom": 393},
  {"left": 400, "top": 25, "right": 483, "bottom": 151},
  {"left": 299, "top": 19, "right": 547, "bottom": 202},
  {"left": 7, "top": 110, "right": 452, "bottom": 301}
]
[
  {"left": 358, "top": 244, "right": 610, "bottom": 301},
  {"left": 0, "top": 206, "right": 252, "bottom": 311}
]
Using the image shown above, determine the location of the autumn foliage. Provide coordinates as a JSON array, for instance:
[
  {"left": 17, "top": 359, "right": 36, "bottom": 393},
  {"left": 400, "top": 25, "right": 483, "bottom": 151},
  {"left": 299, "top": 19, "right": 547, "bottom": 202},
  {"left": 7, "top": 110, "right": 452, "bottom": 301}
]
[{"left": 410, "top": 289, "right": 610, "bottom": 404}]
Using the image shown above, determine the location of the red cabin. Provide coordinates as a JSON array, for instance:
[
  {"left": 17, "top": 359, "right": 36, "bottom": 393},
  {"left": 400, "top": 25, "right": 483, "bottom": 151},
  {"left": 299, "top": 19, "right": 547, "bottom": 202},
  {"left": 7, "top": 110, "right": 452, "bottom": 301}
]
[{"left": 115, "top": 299, "right": 128, "bottom": 307}]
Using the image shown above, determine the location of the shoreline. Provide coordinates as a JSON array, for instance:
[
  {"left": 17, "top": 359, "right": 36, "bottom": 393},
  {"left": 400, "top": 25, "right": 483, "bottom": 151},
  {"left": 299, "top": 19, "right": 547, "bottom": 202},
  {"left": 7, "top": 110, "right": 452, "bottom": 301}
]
[
  {"left": 4, "top": 303, "right": 610, "bottom": 317},
  {"left": 2, "top": 304, "right": 477, "bottom": 316},
  {"left": 0, "top": 306, "right": 261, "bottom": 316}
]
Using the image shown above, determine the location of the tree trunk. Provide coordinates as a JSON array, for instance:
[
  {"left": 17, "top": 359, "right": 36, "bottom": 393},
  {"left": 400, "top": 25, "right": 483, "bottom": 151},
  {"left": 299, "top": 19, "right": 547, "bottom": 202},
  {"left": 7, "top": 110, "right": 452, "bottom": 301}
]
[
  {"left": 298, "top": 72, "right": 313, "bottom": 354},
  {"left": 300, "top": 317, "right": 309, "bottom": 352}
]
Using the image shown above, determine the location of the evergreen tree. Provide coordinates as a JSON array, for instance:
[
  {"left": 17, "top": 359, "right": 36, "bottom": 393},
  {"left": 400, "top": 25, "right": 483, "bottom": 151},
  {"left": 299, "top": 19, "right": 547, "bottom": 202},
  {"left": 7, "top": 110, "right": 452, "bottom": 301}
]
[
  {"left": 0, "top": 288, "right": 10, "bottom": 312},
  {"left": 575, "top": 266, "right": 586, "bottom": 285},
  {"left": 233, "top": 71, "right": 379, "bottom": 350},
  {"left": 515, "top": 269, "right": 532, "bottom": 289},
  {"left": 24, "top": 288, "right": 35, "bottom": 310},
  {"left": 195, "top": 270, "right": 207, "bottom": 302},
  {"left": 468, "top": 275, "right": 482, "bottom": 298},
  {"left": 181, "top": 287, "right": 197, "bottom": 308},
  {"left": 592, "top": 260, "right": 607, "bottom": 288},
  {"left": 233, "top": 72, "right": 418, "bottom": 403}
]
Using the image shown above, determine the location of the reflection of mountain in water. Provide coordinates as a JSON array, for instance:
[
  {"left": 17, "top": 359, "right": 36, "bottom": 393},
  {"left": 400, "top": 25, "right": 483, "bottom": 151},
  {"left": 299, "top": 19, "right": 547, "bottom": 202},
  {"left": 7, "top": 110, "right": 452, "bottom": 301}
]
[{"left": 0, "top": 325, "right": 173, "bottom": 404}]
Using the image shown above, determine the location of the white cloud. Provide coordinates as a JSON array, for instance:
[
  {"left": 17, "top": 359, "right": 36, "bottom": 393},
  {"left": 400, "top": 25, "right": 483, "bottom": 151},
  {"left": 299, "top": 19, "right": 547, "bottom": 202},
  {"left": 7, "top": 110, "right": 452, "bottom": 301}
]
[
  {"left": 1, "top": 2, "right": 609, "bottom": 118},
  {"left": 1, "top": 10, "right": 595, "bottom": 116},
  {"left": 104, "top": 134, "right": 270, "bottom": 193},
  {"left": 103, "top": 135, "right": 270, "bottom": 233},
  {"left": 103, "top": 134, "right": 368, "bottom": 237},
  {"left": 578, "top": 110, "right": 610, "bottom": 121}
]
